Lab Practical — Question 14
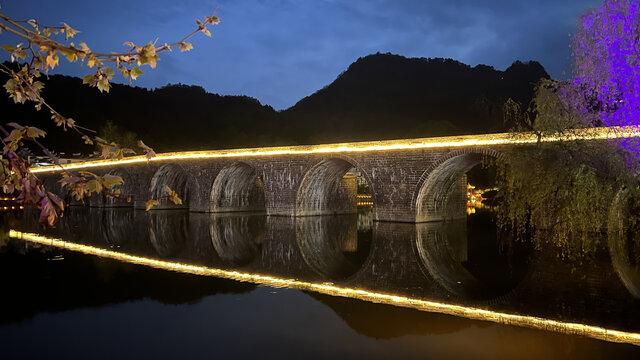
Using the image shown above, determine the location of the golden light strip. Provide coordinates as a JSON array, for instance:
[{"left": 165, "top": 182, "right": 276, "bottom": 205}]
[
  {"left": 30, "top": 126, "right": 640, "bottom": 174},
  {"left": 10, "top": 230, "right": 640, "bottom": 346}
]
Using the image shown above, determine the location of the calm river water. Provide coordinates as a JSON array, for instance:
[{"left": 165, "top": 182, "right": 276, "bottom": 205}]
[{"left": 2, "top": 207, "right": 640, "bottom": 359}]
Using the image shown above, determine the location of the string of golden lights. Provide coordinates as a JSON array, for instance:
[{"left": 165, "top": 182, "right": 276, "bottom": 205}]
[
  {"left": 9, "top": 229, "right": 640, "bottom": 347},
  {"left": 30, "top": 126, "right": 640, "bottom": 174}
]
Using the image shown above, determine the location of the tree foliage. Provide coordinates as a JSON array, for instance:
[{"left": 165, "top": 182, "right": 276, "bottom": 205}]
[
  {"left": 0, "top": 6, "right": 218, "bottom": 226},
  {"left": 572, "top": 0, "right": 640, "bottom": 151},
  {"left": 497, "top": 0, "right": 640, "bottom": 257}
]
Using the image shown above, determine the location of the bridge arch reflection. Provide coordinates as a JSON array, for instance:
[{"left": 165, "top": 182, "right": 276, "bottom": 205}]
[
  {"left": 149, "top": 210, "right": 189, "bottom": 258},
  {"left": 209, "top": 213, "right": 264, "bottom": 266},
  {"left": 295, "top": 211, "right": 373, "bottom": 281},
  {"left": 415, "top": 211, "right": 531, "bottom": 300},
  {"left": 608, "top": 188, "right": 640, "bottom": 298}
]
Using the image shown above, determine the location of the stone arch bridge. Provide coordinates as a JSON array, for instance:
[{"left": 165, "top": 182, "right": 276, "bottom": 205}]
[{"left": 32, "top": 128, "right": 634, "bottom": 223}]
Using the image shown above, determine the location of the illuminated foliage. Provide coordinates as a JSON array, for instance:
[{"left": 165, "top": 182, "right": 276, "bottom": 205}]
[
  {"left": 572, "top": 0, "right": 640, "bottom": 159},
  {"left": 0, "top": 8, "right": 219, "bottom": 225},
  {"left": 497, "top": 0, "right": 640, "bottom": 256}
]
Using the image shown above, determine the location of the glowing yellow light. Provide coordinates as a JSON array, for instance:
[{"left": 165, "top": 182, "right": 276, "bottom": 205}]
[
  {"left": 9, "top": 229, "right": 640, "bottom": 347},
  {"left": 29, "top": 126, "right": 640, "bottom": 174}
]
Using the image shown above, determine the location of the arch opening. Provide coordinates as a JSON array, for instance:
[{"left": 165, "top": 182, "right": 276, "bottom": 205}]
[
  {"left": 150, "top": 164, "right": 190, "bottom": 210},
  {"left": 210, "top": 162, "right": 265, "bottom": 213},
  {"left": 415, "top": 150, "right": 530, "bottom": 299},
  {"left": 416, "top": 153, "right": 487, "bottom": 223},
  {"left": 296, "top": 158, "right": 372, "bottom": 216},
  {"left": 90, "top": 169, "right": 135, "bottom": 208}
]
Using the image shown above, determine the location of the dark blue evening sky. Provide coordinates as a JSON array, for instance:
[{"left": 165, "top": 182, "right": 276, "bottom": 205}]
[{"left": 1, "top": 0, "right": 602, "bottom": 109}]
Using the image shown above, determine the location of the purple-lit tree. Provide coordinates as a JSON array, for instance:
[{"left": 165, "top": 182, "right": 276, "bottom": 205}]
[
  {"left": 496, "top": 0, "right": 640, "bottom": 257},
  {"left": 572, "top": 0, "right": 640, "bottom": 157}
]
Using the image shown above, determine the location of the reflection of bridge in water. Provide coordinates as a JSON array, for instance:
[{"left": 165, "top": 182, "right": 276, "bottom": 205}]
[
  {"left": 11, "top": 206, "right": 640, "bottom": 339},
  {"left": 18, "top": 128, "right": 640, "bottom": 344}
]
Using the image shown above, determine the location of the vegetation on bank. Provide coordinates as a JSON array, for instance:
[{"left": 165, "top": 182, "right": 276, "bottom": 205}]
[{"left": 495, "top": 0, "right": 640, "bottom": 257}]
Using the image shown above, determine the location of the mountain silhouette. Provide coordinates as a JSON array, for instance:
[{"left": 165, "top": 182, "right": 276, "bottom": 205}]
[
  {"left": 1, "top": 53, "right": 548, "bottom": 154},
  {"left": 281, "top": 53, "right": 549, "bottom": 143}
]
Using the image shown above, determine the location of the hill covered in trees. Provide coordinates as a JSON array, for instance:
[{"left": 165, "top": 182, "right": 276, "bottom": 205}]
[{"left": 1, "top": 53, "right": 549, "bottom": 154}]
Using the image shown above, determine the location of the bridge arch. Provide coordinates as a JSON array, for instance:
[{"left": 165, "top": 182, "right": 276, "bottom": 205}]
[
  {"left": 210, "top": 162, "right": 265, "bottom": 213},
  {"left": 296, "top": 156, "right": 373, "bottom": 216},
  {"left": 149, "top": 163, "right": 192, "bottom": 210},
  {"left": 89, "top": 168, "right": 136, "bottom": 207},
  {"left": 413, "top": 148, "right": 501, "bottom": 222}
]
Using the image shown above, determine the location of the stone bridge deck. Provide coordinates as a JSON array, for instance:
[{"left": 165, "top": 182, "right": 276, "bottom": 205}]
[{"left": 32, "top": 127, "right": 640, "bottom": 223}]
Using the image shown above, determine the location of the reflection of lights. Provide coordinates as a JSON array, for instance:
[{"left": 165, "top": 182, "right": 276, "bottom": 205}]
[
  {"left": 467, "top": 184, "right": 486, "bottom": 215},
  {"left": 9, "top": 229, "right": 640, "bottom": 347},
  {"left": 30, "top": 126, "right": 640, "bottom": 174},
  {"left": 357, "top": 202, "right": 374, "bottom": 206},
  {"left": 357, "top": 194, "right": 372, "bottom": 199}
]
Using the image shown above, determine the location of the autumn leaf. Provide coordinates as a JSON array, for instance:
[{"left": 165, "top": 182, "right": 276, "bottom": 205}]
[
  {"left": 82, "top": 74, "right": 94, "bottom": 85},
  {"left": 86, "top": 179, "right": 102, "bottom": 194},
  {"left": 138, "top": 140, "right": 156, "bottom": 160},
  {"left": 6, "top": 122, "right": 24, "bottom": 130},
  {"left": 70, "top": 181, "right": 89, "bottom": 201},
  {"left": 61, "top": 22, "right": 78, "bottom": 40},
  {"left": 52, "top": 113, "right": 75, "bottom": 130},
  {"left": 100, "top": 174, "right": 124, "bottom": 189},
  {"left": 59, "top": 173, "right": 82, "bottom": 188},
  {"left": 47, "top": 191, "right": 65, "bottom": 213},
  {"left": 39, "top": 196, "right": 59, "bottom": 227},
  {"left": 96, "top": 78, "right": 110, "bottom": 93},
  {"left": 145, "top": 199, "right": 159, "bottom": 211},
  {"left": 130, "top": 67, "right": 143, "bottom": 80},
  {"left": 59, "top": 47, "right": 78, "bottom": 62},
  {"left": 1, "top": 45, "right": 15, "bottom": 53},
  {"left": 165, "top": 185, "right": 183, "bottom": 205},
  {"left": 178, "top": 42, "right": 194, "bottom": 52},
  {"left": 138, "top": 42, "right": 158, "bottom": 68},
  {"left": 45, "top": 52, "right": 59, "bottom": 70},
  {"left": 25, "top": 126, "right": 46, "bottom": 139},
  {"left": 87, "top": 55, "right": 97, "bottom": 68}
]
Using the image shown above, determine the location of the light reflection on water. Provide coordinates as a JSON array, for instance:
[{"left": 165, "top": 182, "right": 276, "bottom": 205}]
[{"left": 3, "top": 206, "right": 640, "bottom": 357}]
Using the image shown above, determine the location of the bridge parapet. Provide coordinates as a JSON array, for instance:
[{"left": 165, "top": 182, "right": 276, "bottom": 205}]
[{"left": 32, "top": 131, "right": 529, "bottom": 222}]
